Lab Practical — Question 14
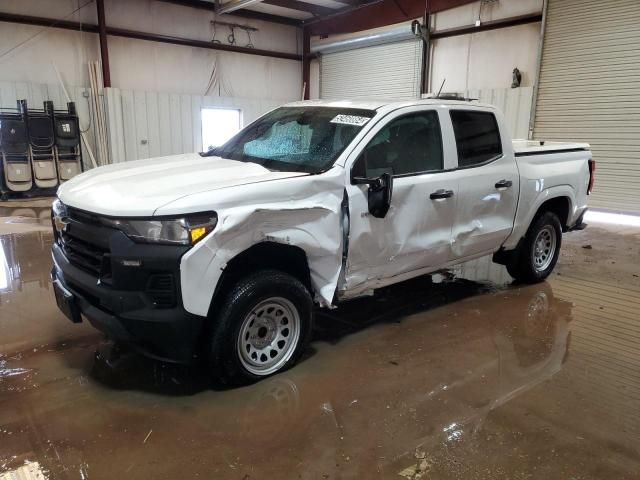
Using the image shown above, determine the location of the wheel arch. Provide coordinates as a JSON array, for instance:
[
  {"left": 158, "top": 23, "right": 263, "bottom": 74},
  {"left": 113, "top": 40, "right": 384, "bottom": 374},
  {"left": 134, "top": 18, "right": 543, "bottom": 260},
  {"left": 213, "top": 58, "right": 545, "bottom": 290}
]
[
  {"left": 496, "top": 191, "right": 573, "bottom": 264},
  {"left": 207, "top": 241, "right": 313, "bottom": 319},
  {"left": 534, "top": 195, "right": 572, "bottom": 230}
]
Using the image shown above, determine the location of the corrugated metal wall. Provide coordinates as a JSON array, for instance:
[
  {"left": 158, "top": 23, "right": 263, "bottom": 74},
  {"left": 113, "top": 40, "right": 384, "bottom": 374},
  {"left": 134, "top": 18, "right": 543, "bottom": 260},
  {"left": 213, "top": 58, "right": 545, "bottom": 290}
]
[
  {"left": 0, "top": 80, "right": 95, "bottom": 168},
  {"left": 320, "top": 39, "right": 423, "bottom": 99},
  {"left": 105, "top": 88, "right": 283, "bottom": 163},
  {"left": 534, "top": 0, "right": 640, "bottom": 213}
]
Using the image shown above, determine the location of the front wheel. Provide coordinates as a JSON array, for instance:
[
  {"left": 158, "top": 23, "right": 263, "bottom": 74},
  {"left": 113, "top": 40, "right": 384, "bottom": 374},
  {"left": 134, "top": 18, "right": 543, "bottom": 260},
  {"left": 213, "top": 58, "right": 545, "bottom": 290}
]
[
  {"left": 207, "top": 269, "right": 313, "bottom": 386},
  {"left": 507, "top": 211, "right": 562, "bottom": 283}
]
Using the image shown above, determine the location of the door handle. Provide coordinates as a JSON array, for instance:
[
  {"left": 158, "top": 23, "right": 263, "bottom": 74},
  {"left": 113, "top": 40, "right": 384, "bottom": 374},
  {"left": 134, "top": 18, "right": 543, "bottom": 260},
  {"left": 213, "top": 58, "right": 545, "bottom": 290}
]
[
  {"left": 430, "top": 189, "right": 454, "bottom": 200},
  {"left": 495, "top": 179, "right": 513, "bottom": 189}
]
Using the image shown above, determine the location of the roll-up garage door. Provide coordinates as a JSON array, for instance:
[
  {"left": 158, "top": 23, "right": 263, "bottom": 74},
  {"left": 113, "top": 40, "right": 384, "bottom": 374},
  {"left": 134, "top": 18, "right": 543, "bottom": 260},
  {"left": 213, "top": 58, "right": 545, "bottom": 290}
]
[
  {"left": 533, "top": 0, "right": 640, "bottom": 213},
  {"left": 320, "top": 39, "right": 423, "bottom": 100}
]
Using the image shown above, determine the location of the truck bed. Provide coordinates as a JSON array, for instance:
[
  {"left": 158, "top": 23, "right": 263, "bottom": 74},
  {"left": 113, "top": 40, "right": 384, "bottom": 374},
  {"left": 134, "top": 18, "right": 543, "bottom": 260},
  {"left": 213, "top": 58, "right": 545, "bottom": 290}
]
[{"left": 512, "top": 140, "right": 590, "bottom": 156}]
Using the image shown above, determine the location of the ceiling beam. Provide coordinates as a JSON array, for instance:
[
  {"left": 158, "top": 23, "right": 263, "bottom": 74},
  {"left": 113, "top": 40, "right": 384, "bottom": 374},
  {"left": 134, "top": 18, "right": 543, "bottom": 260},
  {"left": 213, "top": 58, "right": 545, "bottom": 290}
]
[
  {"left": 330, "top": 0, "right": 367, "bottom": 5},
  {"left": 302, "top": 0, "right": 383, "bottom": 27},
  {"left": 232, "top": 8, "right": 302, "bottom": 25},
  {"left": 107, "top": 25, "right": 300, "bottom": 59},
  {"left": 263, "top": 0, "right": 335, "bottom": 16},
  {"left": 0, "top": 12, "right": 301, "bottom": 61},
  {"left": 217, "top": 0, "right": 264, "bottom": 14},
  {"left": 430, "top": 12, "right": 543, "bottom": 39},
  {"left": 305, "top": 0, "right": 479, "bottom": 35},
  {"left": 157, "top": 0, "right": 301, "bottom": 26}
]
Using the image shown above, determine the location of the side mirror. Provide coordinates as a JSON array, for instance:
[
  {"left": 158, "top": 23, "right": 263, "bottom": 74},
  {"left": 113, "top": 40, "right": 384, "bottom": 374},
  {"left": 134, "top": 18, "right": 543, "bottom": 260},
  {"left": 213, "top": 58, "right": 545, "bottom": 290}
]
[{"left": 352, "top": 172, "right": 393, "bottom": 218}]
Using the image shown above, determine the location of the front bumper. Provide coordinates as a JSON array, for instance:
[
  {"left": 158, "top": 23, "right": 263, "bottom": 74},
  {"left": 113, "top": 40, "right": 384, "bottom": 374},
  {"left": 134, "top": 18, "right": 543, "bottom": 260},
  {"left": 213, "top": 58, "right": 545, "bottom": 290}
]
[{"left": 51, "top": 237, "right": 206, "bottom": 364}]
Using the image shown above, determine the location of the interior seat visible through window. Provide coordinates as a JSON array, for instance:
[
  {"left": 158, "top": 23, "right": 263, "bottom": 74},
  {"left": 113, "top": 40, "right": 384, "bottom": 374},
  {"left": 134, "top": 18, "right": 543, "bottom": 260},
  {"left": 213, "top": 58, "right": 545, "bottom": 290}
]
[{"left": 355, "top": 110, "right": 444, "bottom": 178}]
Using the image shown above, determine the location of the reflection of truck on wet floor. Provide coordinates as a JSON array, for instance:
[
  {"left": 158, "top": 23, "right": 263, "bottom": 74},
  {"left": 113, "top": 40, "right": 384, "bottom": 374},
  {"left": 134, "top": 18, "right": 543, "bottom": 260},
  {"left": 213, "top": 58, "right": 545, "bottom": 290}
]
[{"left": 50, "top": 98, "right": 594, "bottom": 384}]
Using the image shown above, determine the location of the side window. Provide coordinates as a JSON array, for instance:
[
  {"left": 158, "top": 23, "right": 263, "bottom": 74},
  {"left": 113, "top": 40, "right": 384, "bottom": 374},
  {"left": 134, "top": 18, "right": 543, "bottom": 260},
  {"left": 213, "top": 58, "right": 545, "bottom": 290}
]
[
  {"left": 355, "top": 111, "right": 443, "bottom": 178},
  {"left": 450, "top": 110, "right": 502, "bottom": 167}
]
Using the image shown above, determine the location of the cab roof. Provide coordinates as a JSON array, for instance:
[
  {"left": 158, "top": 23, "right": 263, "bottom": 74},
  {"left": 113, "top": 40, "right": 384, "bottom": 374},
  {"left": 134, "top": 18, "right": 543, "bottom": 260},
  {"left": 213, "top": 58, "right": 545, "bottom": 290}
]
[{"left": 283, "top": 98, "right": 498, "bottom": 112}]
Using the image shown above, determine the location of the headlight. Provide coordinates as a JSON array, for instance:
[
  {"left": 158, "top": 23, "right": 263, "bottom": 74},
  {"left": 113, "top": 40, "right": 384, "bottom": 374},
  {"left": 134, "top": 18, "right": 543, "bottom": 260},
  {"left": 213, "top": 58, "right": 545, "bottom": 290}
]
[{"left": 104, "top": 212, "right": 217, "bottom": 246}]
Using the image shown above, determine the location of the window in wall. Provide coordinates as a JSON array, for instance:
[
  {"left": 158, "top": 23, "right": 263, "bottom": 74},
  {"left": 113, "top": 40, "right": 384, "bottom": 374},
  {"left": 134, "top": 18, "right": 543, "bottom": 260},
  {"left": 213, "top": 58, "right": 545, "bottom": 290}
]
[
  {"left": 201, "top": 108, "right": 241, "bottom": 152},
  {"left": 355, "top": 110, "right": 443, "bottom": 178},
  {"left": 450, "top": 110, "right": 502, "bottom": 167}
]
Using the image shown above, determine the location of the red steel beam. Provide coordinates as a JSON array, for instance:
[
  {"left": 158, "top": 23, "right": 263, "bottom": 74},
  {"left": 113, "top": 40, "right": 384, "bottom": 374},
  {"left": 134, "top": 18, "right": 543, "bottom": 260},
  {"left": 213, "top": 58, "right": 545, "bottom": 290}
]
[
  {"left": 0, "top": 12, "right": 300, "bottom": 61},
  {"left": 430, "top": 12, "right": 543, "bottom": 39},
  {"left": 96, "top": 0, "right": 111, "bottom": 87},
  {"left": 306, "top": 0, "right": 477, "bottom": 36},
  {"left": 302, "top": 27, "right": 310, "bottom": 99},
  {"left": 108, "top": 26, "right": 300, "bottom": 60}
]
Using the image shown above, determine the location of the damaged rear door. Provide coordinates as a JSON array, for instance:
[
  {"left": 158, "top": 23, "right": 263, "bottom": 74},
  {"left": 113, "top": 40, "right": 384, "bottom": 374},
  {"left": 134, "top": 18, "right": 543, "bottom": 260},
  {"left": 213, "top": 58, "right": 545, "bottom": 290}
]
[
  {"left": 344, "top": 107, "right": 459, "bottom": 292},
  {"left": 449, "top": 109, "right": 519, "bottom": 259}
]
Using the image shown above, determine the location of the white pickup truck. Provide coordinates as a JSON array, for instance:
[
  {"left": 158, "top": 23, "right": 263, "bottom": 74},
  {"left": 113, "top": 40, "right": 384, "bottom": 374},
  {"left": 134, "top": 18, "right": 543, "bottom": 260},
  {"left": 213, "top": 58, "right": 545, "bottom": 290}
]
[{"left": 50, "top": 99, "right": 594, "bottom": 384}]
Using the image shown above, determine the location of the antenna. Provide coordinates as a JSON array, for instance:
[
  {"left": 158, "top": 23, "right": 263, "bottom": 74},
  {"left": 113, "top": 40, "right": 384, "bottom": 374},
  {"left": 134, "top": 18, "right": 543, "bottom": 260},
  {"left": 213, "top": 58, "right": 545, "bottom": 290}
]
[{"left": 436, "top": 78, "right": 446, "bottom": 98}]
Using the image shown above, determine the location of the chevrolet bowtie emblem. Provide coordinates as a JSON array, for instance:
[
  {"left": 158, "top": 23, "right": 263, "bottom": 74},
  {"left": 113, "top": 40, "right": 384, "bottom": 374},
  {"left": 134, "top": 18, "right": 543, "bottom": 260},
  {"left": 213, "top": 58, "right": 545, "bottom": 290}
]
[{"left": 53, "top": 215, "right": 70, "bottom": 233}]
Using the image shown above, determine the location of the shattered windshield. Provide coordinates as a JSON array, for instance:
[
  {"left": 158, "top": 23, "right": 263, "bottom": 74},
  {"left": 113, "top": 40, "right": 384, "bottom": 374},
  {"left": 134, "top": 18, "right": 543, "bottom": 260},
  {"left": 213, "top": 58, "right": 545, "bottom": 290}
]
[{"left": 210, "top": 107, "right": 376, "bottom": 173}]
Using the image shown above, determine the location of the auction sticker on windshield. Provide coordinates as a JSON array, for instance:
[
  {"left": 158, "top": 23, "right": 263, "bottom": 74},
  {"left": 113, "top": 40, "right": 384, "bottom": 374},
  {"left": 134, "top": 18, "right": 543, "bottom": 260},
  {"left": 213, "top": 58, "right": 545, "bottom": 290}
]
[{"left": 330, "top": 114, "right": 371, "bottom": 126}]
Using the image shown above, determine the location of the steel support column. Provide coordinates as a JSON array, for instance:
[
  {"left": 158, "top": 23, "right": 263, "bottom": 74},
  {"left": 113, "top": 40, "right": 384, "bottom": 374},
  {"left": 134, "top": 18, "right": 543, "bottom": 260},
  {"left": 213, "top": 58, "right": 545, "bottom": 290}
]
[
  {"left": 96, "top": 0, "right": 111, "bottom": 87},
  {"left": 302, "top": 27, "right": 310, "bottom": 100}
]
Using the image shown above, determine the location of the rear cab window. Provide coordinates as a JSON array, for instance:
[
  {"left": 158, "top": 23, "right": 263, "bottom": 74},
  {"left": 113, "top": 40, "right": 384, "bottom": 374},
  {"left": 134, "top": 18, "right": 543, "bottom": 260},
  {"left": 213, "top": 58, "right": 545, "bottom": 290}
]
[{"left": 450, "top": 110, "right": 502, "bottom": 168}]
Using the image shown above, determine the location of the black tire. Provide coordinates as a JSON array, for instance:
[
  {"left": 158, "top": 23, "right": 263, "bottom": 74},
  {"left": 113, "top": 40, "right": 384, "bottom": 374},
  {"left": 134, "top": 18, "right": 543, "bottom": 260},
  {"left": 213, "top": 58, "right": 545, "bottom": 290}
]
[
  {"left": 208, "top": 269, "right": 313, "bottom": 386},
  {"left": 507, "top": 211, "right": 562, "bottom": 283}
]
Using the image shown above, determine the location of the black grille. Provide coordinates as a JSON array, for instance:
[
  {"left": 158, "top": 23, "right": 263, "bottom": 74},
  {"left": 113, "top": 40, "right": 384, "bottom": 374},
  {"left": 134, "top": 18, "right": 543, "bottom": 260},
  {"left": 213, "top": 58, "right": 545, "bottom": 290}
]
[
  {"left": 67, "top": 208, "right": 103, "bottom": 226},
  {"left": 146, "top": 274, "right": 176, "bottom": 308},
  {"left": 56, "top": 207, "right": 110, "bottom": 277},
  {"left": 59, "top": 232, "right": 109, "bottom": 276}
]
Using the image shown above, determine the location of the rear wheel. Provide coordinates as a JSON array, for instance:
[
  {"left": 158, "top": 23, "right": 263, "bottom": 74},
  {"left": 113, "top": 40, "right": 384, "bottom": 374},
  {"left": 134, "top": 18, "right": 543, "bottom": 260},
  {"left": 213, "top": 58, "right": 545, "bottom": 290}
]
[
  {"left": 507, "top": 211, "right": 562, "bottom": 283},
  {"left": 208, "top": 269, "right": 313, "bottom": 385}
]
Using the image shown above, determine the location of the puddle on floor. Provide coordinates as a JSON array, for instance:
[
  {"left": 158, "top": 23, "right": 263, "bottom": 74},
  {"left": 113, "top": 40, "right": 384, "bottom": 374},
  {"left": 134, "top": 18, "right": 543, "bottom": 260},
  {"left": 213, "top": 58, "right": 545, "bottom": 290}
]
[{"left": 0, "top": 228, "right": 638, "bottom": 478}]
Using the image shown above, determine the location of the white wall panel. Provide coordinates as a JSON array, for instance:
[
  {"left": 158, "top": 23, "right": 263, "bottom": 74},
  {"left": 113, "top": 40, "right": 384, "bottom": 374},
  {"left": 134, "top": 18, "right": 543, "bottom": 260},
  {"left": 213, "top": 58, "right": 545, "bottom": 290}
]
[
  {"left": 145, "top": 91, "right": 161, "bottom": 159},
  {"left": 0, "top": 0, "right": 300, "bottom": 100},
  {"left": 466, "top": 87, "right": 534, "bottom": 139},
  {"left": 105, "top": 87, "right": 283, "bottom": 163},
  {"left": 429, "top": 23, "right": 541, "bottom": 92}
]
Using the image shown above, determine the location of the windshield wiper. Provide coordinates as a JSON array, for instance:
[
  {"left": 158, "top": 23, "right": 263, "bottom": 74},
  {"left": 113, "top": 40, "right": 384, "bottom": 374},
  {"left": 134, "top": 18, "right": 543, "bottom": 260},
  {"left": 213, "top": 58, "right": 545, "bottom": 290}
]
[{"left": 199, "top": 149, "right": 219, "bottom": 157}]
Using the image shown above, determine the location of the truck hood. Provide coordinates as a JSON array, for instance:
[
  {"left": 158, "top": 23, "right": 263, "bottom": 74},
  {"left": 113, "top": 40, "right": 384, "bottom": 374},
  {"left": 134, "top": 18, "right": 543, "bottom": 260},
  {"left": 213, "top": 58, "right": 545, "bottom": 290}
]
[{"left": 57, "top": 153, "right": 309, "bottom": 217}]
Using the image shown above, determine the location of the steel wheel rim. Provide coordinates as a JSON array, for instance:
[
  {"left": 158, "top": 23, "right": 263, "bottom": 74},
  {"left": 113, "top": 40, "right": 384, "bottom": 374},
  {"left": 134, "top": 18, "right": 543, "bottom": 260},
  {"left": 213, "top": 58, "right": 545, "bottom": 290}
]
[
  {"left": 237, "top": 297, "right": 301, "bottom": 376},
  {"left": 533, "top": 226, "right": 557, "bottom": 272}
]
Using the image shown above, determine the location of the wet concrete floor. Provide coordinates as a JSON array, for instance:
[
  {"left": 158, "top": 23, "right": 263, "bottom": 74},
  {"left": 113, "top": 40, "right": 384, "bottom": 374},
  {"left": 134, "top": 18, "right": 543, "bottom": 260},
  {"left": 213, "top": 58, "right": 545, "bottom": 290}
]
[{"left": 0, "top": 201, "right": 639, "bottom": 479}]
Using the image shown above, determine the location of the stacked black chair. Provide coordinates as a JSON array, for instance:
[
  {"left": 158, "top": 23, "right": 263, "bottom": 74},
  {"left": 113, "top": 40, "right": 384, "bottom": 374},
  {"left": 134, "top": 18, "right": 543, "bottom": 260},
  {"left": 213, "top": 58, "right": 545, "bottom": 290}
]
[
  {"left": 27, "top": 100, "right": 58, "bottom": 189},
  {"left": 0, "top": 99, "right": 83, "bottom": 199},
  {"left": 54, "top": 102, "right": 83, "bottom": 183},
  {"left": 0, "top": 101, "right": 32, "bottom": 194}
]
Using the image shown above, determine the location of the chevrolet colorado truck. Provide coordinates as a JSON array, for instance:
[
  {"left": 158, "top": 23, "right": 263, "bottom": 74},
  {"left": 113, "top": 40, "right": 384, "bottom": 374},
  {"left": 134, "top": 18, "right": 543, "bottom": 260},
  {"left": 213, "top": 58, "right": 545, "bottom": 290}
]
[{"left": 50, "top": 99, "right": 594, "bottom": 384}]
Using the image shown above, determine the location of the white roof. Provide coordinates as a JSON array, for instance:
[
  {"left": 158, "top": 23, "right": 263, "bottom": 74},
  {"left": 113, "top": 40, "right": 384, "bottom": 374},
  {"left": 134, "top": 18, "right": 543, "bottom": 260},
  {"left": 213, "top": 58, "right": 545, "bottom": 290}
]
[{"left": 284, "top": 98, "right": 498, "bottom": 112}]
